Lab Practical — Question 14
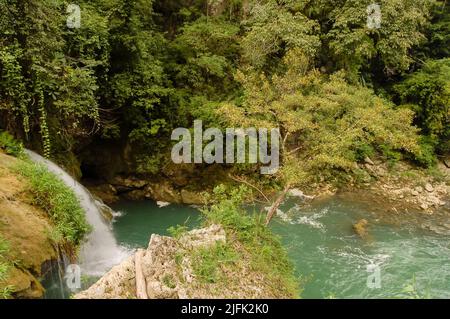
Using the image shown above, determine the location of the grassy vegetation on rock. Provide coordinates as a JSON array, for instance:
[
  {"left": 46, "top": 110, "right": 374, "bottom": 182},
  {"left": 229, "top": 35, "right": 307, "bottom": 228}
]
[
  {"left": 14, "top": 161, "right": 90, "bottom": 247},
  {"left": 0, "top": 236, "right": 13, "bottom": 299},
  {"left": 203, "top": 186, "right": 300, "bottom": 298},
  {"left": 175, "top": 185, "right": 301, "bottom": 298}
]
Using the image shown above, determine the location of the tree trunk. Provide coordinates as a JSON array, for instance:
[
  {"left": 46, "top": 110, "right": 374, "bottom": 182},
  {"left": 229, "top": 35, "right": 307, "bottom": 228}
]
[{"left": 265, "top": 184, "right": 291, "bottom": 226}]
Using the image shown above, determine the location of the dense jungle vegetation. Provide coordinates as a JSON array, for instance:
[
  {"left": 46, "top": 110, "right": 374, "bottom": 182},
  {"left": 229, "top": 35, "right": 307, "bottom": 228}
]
[{"left": 0, "top": 0, "right": 449, "bottom": 189}]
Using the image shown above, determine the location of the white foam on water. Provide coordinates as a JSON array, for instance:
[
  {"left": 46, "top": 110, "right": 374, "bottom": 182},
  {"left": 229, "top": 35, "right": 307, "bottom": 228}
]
[
  {"left": 265, "top": 204, "right": 329, "bottom": 230},
  {"left": 157, "top": 201, "right": 171, "bottom": 208}
]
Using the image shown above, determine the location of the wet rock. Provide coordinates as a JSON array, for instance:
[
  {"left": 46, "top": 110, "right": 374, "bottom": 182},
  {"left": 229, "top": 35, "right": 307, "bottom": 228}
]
[
  {"left": 95, "top": 198, "right": 115, "bottom": 221},
  {"left": 6, "top": 267, "right": 45, "bottom": 299},
  {"left": 425, "top": 183, "right": 434, "bottom": 193},
  {"left": 180, "top": 189, "right": 205, "bottom": 205},
  {"left": 123, "top": 189, "right": 146, "bottom": 201},
  {"left": 0, "top": 151, "right": 59, "bottom": 298},
  {"left": 145, "top": 182, "right": 182, "bottom": 203},
  {"left": 288, "top": 188, "right": 315, "bottom": 200},
  {"left": 112, "top": 177, "right": 148, "bottom": 194},
  {"left": 89, "top": 184, "right": 119, "bottom": 205},
  {"left": 353, "top": 219, "right": 369, "bottom": 238}
]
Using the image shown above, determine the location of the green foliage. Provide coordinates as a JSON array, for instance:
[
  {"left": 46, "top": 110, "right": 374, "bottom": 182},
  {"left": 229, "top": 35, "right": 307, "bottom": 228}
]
[
  {"left": 0, "top": 0, "right": 446, "bottom": 186},
  {"left": 0, "top": 131, "right": 24, "bottom": 157},
  {"left": 0, "top": 236, "right": 12, "bottom": 299},
  {"left": 324, "top": 0, "right": 432, "bottom": 78},
  {"left": 219, "top": 50, "right": 421, "bottom": 186},
  {"left": 202, "top": 185, "right": 299, "bottom": 297},
  {"left": 0, "top": 0, "right": 103, "bottom": 158},
  {"left": 192, "top": 242, "right": 238, "bottom": 284},
  {"left": 354, "top": 143, "right": 375, "bottom": 162},
  {"left": 167, "top": 224, "right": 189, "bottom": 239},
  {"left": 241, "top": 0, "right": 433, "bottom": 79},
  {"left": 241, "top": 0, "right": 320, "bottom": 69},
  {"left": 414, "top": 136, "right": 438, "bottom": 167},
  {"left": 417, "top": 1, "right": 450, "bottom": 59},
  {"left": 0, "top": 285, "right": 13, "bottom": 299},
  {"left": 379, "top": 145, "right": 403, "bottom": 168},
  {"left": 14, "top": 161, "right": 90, "bottom": 246},
  {"left": 162, "top": 274, "right": 176, "bottom": 289},
  {"left": 0, "top": 236, "right": 9, "bottom": 258},
  {"left": 1, "top": 0, "right": 446, "bottom": 178},
  {"left": 394, "top": 58, "right": 450, "bottom": 156},
  {"left": 0, "top": 262, "right": 8, "bottom": 283}
]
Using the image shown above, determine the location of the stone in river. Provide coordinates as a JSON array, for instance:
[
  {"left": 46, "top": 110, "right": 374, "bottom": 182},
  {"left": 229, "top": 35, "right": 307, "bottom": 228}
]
[{"left": 353, "top": 219, "right": 369, "bottom": 238}]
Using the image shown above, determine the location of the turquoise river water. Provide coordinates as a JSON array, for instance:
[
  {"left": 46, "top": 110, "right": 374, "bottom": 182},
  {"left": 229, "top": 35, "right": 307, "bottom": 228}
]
[
  {"left": 43, "top": 196, "right": 450, "bottom": 299},
  {"left": 110, "top": 197, "right": 450, "bottom": 299}
]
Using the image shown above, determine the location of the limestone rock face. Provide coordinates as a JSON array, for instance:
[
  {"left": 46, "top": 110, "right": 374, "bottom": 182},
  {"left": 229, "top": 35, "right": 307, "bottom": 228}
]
[
  {"left": 74, "top": 225, "right": 226, "bottom": 299},
  {"left": 74, "top": 256, "right": 136, "bottom": 299}
]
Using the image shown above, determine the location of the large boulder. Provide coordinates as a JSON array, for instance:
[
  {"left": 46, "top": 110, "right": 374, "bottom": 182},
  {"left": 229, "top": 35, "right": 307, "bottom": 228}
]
[{"left": 74, "top": 225, "right": 226, "bottom": 299}]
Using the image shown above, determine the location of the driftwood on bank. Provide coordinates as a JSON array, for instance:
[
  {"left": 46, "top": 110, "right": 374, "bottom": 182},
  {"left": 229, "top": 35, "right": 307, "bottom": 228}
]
[{"left": 135, "top": 249, "right": 148, "bottom": 299}]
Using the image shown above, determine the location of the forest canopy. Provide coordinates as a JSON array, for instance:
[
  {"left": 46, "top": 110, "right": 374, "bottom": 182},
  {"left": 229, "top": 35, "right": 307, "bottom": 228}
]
[{"left": 0, "top": 0, "right": 449, "bottom": 186}]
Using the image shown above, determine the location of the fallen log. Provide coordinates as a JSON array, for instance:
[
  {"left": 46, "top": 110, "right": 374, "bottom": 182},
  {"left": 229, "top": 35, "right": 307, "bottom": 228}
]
[{"left": 135, "top": 249, "right": 148, "bottom": 299}]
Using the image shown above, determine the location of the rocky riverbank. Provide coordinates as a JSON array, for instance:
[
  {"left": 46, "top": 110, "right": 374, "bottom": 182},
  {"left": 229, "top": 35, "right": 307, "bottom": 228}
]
[
  {"left": 87, "top": 176, "right": 207, "bottom": 206},
  {"left": 75, "top": 224, "right": 292, "bottom": 299},
  {"left": 87, "top": 157, "right": 449, "bottom": 217},
  {"left": 360, "top": 159, "right": 449, "bottom": 214}
]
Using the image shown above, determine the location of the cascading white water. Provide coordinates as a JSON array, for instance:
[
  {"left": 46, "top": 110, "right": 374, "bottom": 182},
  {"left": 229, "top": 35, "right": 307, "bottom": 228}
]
[{"left": 25, "top": 150, "right": 130, "bottom": 276}]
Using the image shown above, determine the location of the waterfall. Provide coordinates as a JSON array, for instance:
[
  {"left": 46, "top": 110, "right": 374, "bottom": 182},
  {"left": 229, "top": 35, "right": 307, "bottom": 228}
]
[{"left": 25, "top": 150, "right": 130, "bottom": 276}]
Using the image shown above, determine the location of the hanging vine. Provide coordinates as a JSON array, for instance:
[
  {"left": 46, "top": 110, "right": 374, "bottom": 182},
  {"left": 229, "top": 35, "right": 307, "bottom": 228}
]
[{"left": 36, "top": 83, "right": 51, "bottom": 158}]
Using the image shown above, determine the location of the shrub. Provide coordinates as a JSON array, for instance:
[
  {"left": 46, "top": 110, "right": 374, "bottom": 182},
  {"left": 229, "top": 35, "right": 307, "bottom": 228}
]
[
  {"left": 192, "top": 243, "right": 238, "bottom": 284},
  {"left": 0, "top": 131, "right": 24, "bottom": 158},
  {"left": 202, "top": 185, "right": 299, "bottom": 297},
  {"left": 411, "top": 136, "right": 438, "bottom": 167},
  {"left": 394, "top": 59, "right": 450, "bottom": 156},
  {"left": 14, "top": 161, "right": 90, "bottom": 247},
  {"left": 354, "top": 143, "right": 376, "bottom": 162},
  {"left": 167, "top": 225, "right": 189, "bottom": 239}
]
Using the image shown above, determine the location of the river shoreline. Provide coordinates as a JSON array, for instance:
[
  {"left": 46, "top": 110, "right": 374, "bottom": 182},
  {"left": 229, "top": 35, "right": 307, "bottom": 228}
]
[{"left": 85, "top": 158, "right": 449, "bottom": 217}]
